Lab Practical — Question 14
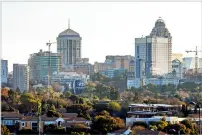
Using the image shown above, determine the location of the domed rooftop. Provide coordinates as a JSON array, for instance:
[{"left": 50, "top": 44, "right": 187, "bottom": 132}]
[
  {"left": 58, "top": 19, "right": 80, "bottom": 38},
  {"left": 155, "top": 17, "right": 165, "bottom": 27},
  {"left": 58, "top": 28, "right": 80, "bottom": 37},
  {"left": 155, "top": 17, "right": 165, "bottom": 23},
  {"left": 150, "top": 17, "right": 171, "bottom": 38}
]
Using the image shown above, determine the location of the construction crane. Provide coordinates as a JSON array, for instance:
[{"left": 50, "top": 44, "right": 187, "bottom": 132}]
[
  {"left": 46, "top": 41, "right": 57, "bottom": 99},
  {"left": 185, "top": 46, "right": 201, "bottom": 76}
]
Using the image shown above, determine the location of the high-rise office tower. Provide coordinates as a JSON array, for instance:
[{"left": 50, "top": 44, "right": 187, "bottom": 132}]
[
  {"left": 28, "top": 49, "right": 62, "bottom": 83},
  {"left": 13, "top": 64, "right": 29, "bottom": 92},
  {"left": 57, "top": 20, "right": 82, "bottom": 67},
  {"left": 135, "top": 17, "right": 172, "bottom": 78}
]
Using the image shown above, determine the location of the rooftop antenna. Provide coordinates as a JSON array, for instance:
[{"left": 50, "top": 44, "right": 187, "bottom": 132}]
[{"left": 68, "top": 18, "right": 70, "bottom": 29}]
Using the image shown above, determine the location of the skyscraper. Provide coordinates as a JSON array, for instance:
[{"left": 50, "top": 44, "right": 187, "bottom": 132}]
[
  {"left": 28, "top": 49, "right": 62, "bottom": 83},
  {"left": 13, "top": 64, "right": 29, "bottom": 92},
  {"left": 57, "top": 20, "right": 82, "bottom": 67},
  {"left": 135, "top": 17, "right": 172, "bottom": 78},
  {"left": 1, "top": 59, "right": 8, "bottom": 84}
]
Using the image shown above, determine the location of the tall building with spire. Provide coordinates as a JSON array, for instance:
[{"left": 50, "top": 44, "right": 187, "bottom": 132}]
[
  {"left": 57, "top": 19, "right": 82, "bottom": 67},
  {"left": 135, "top": 17, "right": 172, "bottom": 79}
]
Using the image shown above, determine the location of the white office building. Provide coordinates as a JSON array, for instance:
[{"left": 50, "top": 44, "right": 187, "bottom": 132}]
[
  {"left": 13, "top": 64, "right": 29, "bottom": 92},
  {"left": 135, "top": 17, "right": 172, "bottom": 79},
  {"left": 42, "top": 71, "right": 89, "bottom": 85}
]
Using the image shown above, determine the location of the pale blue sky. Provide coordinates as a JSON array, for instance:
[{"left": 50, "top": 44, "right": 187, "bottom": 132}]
[{"left": 2, "top": 2, "right": 202, "bottom": 71}]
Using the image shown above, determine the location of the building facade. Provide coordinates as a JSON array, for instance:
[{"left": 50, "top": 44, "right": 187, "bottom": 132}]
[
  {"left": 13, "top": 64, "right": 29, "bottom": 92},
  {"left": 135, "top": 17, "right": 172, "bottom": 79},
  {"left": 94, "top": 62, "right": 114, "bottom": 73},
  {"left": 28, "top": 49, "right": 62, "bottom": 83},
  {"left": 127, "top": 59, "right": 135, "bottom": 80},
  {"left": 7, "top": 72, "right": 13, "bottom": 87},
  {"left": 1, "top": 59, "right": 8, "bottom": 84},
  {"left": 42, "top": 71, "right": 89, "bottom": 85},
  {"left": 57, "top": 24, "right": 82, "bottom": 66},
  {"left": 101, "top": 68, "right": 126, "bottom": 78},
  {"left": 128, "top": 77, "right": 179, "bottom": 88},
  {"left": 105, "top": 55, "right": 134, "bottom": 70},
  {"left": 172, "top": 59, "right": 183, "bottom": 79},
  {"left": 183, "top": 57, "right": 202, "bottom": 69}
]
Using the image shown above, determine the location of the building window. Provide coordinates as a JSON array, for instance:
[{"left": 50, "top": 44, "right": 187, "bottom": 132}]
[{"left": 22, "top": 122, "right": 25, "bottom": 127}]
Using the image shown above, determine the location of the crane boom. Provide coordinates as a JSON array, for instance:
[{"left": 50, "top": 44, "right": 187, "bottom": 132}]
[{"left": 185, "top": 46, "right": 201, "bottom": 76}]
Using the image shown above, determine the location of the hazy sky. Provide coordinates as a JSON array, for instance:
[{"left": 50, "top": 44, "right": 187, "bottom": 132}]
[{"left": 2, "top": 2, "right": 202, "bottom": 71}]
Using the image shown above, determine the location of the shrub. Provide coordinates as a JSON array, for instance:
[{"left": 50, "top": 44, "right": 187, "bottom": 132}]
[{"left": 133, "top": 121, "right": 148, "bottom": 128}]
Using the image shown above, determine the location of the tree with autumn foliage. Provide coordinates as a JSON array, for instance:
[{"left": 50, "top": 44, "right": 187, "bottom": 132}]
[
  {"left": 108, "top": 101, "right": 121, "bottom": 113},
  {"left": 1, "top": 124, "right": 10, "bottom": 135},
  {"left": 20, "top": 93, "right": 38, "bottom": 112},
  {"left": 91, "top": 114, "right": 125, "bottom": 133}
]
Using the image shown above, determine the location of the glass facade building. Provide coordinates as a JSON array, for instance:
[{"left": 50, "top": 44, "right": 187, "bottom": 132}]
[{"left": 28, "top": 50, "right": 62, "bottom": 83}]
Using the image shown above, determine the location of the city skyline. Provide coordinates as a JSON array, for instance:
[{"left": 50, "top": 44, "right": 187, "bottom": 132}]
[{"left": 2, "top": 2, "right": 202, "bottom": 71}]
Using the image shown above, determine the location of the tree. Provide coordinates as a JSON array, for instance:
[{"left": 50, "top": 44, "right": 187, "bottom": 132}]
[
  {"left": 49, "top": 104, "right": 56, "bottom": 112},
  {"left": 66, "top": 104, "right": 92, "bottom": 114},
  {"left": 1, "top": 102, "right": 15, "bottom": 112},
  {"left": 52, "top": 82, "right": 62, "bottom": 92},
  {"left": 108, "top": 101, "right": 121, "bottom": 112},
  {"left": 91, "top": 115, "right": 125, "bottom": 133},
  {"left": 146, "top": 83, "right": 157, "bottom": 92},
  {"left": 131, "top": 126, "right": 145, "bottom": 135},
  {"left": 181, "top": 119, "right": 198, "bottom": 134},
  {"left": 166, "top": 123, "right": 186, "bottom": 134},
  {"left": 120, "top": 91, "right": 135, "bottom": 102},
  {"left": 69, "top": 95, "right": 80, "bottom": 104},
  {"left": 1, "top": 88, "right": 9, "bottom": 97},
  {"left": 20, "top": 93, "right": 37, "bottom": 112},
  {"left": 133, "top": 92, "right": 142, "bottom": 103},
  {"left": 8, "top": 89, "right": 17, "bottom": 105},
  {"left": 97, "top": 110, "right": 110, "bottom": 116},
  {"left": 64, "top": 91, "right": 72, "bottom": 98},
  {"left": 46, "top": 110, "right": 62, "bottom": 117},
  {"left": 16, "top": 87, "right": 21, "bottom": 94},
  {"left": 1, "top": 124, "right": 10, "bottom": 135}
]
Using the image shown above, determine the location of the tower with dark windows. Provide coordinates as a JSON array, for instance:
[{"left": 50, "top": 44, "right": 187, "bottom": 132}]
[{"left": 57, "top": 19, "right": 82, "bottom": 67}]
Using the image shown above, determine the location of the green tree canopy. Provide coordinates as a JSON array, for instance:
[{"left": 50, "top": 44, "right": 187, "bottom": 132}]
[{"left": 108, "top": 101, "right": 121, "bottom": 112}]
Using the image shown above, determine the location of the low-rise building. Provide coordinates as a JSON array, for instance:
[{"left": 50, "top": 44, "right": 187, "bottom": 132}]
[
  {"left": 127, "top": 77, "right": 180, "bottom": 88},
  {"left": 94, "top": 61, "right": 114, "bottom": 73},
  {"left": 126, "top": 103, "right": 183, "bottom": 127},
  {"left": 1, "top": 112, "right": 23, "bottom": 133},
  {"left": 101, "top": 68, "right": 126, "bottom": 78},
  {"left": 42, "top": 71, "right": 89, "bottom": 85},
  {"left": 172, "top": 59, "right": 183, "bottom": 79},
  {"left": 105, "top": 55, "right": 134, "bottom": 70},
  {"left": 1, "top": 112, "right": 91, "bottom": 134}
]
